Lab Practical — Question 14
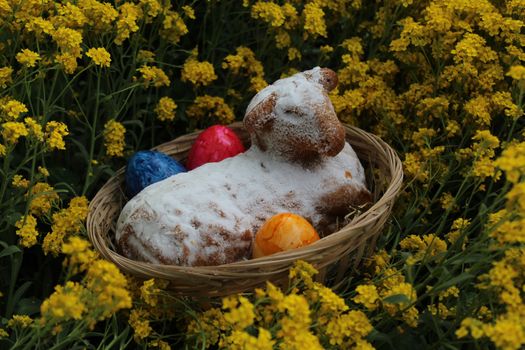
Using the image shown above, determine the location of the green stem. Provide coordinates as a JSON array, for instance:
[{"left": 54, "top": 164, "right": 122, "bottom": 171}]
[{"left": 82, "top": 68, "right": 102, "bottom": 195}]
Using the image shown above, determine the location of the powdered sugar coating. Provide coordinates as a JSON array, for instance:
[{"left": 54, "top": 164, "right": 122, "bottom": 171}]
[{"left": 244, "top": 67, "right": 344, "bottom": 164}]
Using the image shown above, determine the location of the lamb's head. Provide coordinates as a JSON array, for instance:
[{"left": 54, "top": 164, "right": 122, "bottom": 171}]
[{"left": 243, "top": 67, "right": 345, "bottom": 165}]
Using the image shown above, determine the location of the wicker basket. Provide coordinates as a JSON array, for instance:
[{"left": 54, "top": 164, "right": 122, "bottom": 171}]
[{"left": 87, "top": 121, "right": 403, "bottom": 297}]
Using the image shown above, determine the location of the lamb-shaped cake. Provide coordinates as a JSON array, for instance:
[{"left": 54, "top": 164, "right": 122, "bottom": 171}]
[{"left": 116, "top": 67, "right": 372, "bottom": 266}]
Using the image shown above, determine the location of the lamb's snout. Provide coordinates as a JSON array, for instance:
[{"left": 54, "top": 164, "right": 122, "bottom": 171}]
[{"left": 317, "top": 108, "right": 346, "bottom": 157}]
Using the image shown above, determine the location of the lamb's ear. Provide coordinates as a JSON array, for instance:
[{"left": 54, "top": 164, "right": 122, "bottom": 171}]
[
  {"left": 243, "top": 93, "right": 277, "bottom": 134},
  {"left": 318, "top": 68, "right": 338, "bottom": 92}
]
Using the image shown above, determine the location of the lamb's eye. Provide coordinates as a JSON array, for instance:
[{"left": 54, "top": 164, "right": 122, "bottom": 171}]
[{"left": 284, "top": 108, "right": 305, "bottom": 117}]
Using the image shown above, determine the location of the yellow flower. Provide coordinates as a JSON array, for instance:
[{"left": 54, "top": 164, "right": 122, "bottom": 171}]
[
  {"left": 103, "top": 119, "right": 126, "bottom": 157},
  {"left": 27, "top": 182, "right": 59, "bottom": 216},
  {"left": 0, "top": 66, "right": 13, "bottom": 88},
  {"left": 287, "top": 47, "right": 302, "bottom": 61},
  {"left": 312, "top": 284, "right": 349, "bottom": 315},
  {"left": 249, "top": 75, "right": 268, "bottom": 93},
  {"left": 281, "top": 3, "right": 299, "bottom": 29},
  {"left": 399, "top": 234, "right": 447, "bottom": 264},
  {"left": 137, "top": 50, "right": 155, "bottom": 63},
  {"left": 52, "top": 2, "right": 88, "bottom": 28},
  {"left": 223, "top": 46, "right": 266, "bottom": 93},
  {"left": 16, "top": 49, "right": 40, "bottom": 68},
  {"left": 303, "top": 3, "right": 327, "bottom": 38},
  {"left": 325, "top": 310, "right": 373, "bottom": 347},
  {"left": 42, "top": 196, "right": 89, "bottom": 255},
  {"left": 439, "top": 192, "right": 456, "bottom": 211},
  {"left": 86, "top": 260, "right": 132, "bottom": 319},
  {"left": 0, "top": 144, "right": 5, "bottom": 157},
  {"left": 78, "top": 0, "right": 118, "bottom": 31},
  {"left": 223, "top": 47, "right": 264, "bottom": 77},
  {"left": 465, "top": 95, "right": 491, "bottom": 126},
  {"left": 507, "top": 65, "right": 525, "bottom": 81},
  {"left": 12, "top": 175, "right": 29, "bottom": 188},
  {"left": 38, "top": 166, "right": 49, "bottom": 177},
  {"left": 62, "top": 236, "right": 98, "bottom": 273},
  {"left": 24, "top": 117, "right": 44, "bottom": 141},
  {"left": 155, "top": 97, "right": 177, "bottom": 122},
  {"left": 2, "top": 122, "right": 28, "bottom": 144},
  {"left": 149, "top": 339, "right": 171, "bottom": 350},
  {"left": 45, "top": 121, "right": 69, "bottom": 150},
  {"left": 7, "top": 315, "right": 33, "bottom": 328},
  {"left": 139, "top": 0, "right": 161, "bottom": 21},
  {"left": 484, "top": 315, "right": 525, "bottom": 350},
  {"left": 451, "top": 33, "right": 497, "bottom": 64},
  {"left": 186, "top": 95, "right": 234, "bottom": 125},
  {"left": 160, "top": 10, "right": 189, "bottom": 45},
  {"left": 41, "top": 281, "right": 87, "bottom": 323},
  {"left": 181, "top": 59, "right": 217, "bottom": 87},
  {"left": 0, "top": 328, "right": 8, "bottom": 338},
  {"left": 187, "top": 307, "right": 226, "bottom": 346},
  {"left": 15, "top": 215, "right": 39, "bottom": 248},
  {"left": 496, "top": 142, "right": 525, "bottom": 183},
  {"left": 289, "top": 260, "right": 318, "bottom": 287},
  {"left": 140, "top": 279, "right": 161, "bottom": 307},
  {"left": 86, "top": 47, "right": 111, "bottom": 67},
  {"left": 137, "top": 65, "right": 170, "bottom": 87},
  {"left": 276, "top": 294, "right": 322, "bottom": 349},
  {"left": 1, "top": 99, "right": 29, "bottom": 121},
  {"left": 115, "top": 3, "right": 143, "bottom": 45},
  {"left": 445, "top": 120, "right": 460, "bottom": 137},
  {"left": 381, "top": 281, "right": 419, "bottom": 327},
  {"left": 55, "top": 53, "right": 78, "bottom": 74},
  {"left": 222, "top": 295, "right": 255, "bottom": 329},
  {"left": 182, "top": 5, "right": 195, "bottom": 19},
  {"left": 52, "top": 27, "right": 83, "bottom": 57},
  {"left": 129, "top": 308, "right": 152, "bottom": 341},
  {"left": 490, "top": 218, "right": 525, "bottom": 245},
  {"left": 251, "top": 1, "right": 285, "bottom": 27},
  {"left": 446, "top": 218, "right": 471, "bottom": 247},
  {"left": 274, "top": 29, "right": 291, "bottom": 49},
  {"left": 342, "top": 38, "right": 364, "bottom": 56},
  {"left": 353, "top": 285, "right": 380, "bottom": 310},
  {"left": 25, "top": 17, "right": 54, "bottom": 36},
  {"left": 220, "top": 328, "right": 275, "bottom": 350},
  {"left": 320, "top": 45, "right": 334, "bottom": 55}
]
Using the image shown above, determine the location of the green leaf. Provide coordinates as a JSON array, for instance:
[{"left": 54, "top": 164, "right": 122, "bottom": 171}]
[
  {"left": 433, "top": 273, "right": 474, "bottom": 292},
  {"left": 10, "top": 281, "right": 32, "bottom": 314},
  {"left": 14, "top": 297, "right": 41, "bottom": 316},
  {"left": 0, "top": 245, "right": 21, "bottom": 259},
  {"left": 382, "top": 293, "right": 411, "bottom": 305}
]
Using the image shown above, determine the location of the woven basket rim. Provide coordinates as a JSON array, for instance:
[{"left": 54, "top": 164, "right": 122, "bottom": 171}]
[{"left": 87, "top": 122, "right": 403, "bottom": 286}]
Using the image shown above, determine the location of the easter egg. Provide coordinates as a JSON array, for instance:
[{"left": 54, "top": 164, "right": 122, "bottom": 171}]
[
  {"left": 186, "top": 125, "right": 245, "bottom": 170},
  {"left": 126, "top": 150, "right": 186, "bottom": 197},
  {"left": 253, "top": 213, "right": 320, "bottom": 258}
]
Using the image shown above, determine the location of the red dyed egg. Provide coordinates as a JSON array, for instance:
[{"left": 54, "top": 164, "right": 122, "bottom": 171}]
[{"left": 186, "top": 125, "right": 245, "bottom": 170}]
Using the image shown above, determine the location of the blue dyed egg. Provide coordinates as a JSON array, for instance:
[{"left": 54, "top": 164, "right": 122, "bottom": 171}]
[{"left": 126, "top": 150, "right": 186, "bottom": 197}]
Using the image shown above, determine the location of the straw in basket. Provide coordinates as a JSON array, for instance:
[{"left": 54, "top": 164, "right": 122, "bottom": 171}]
[{"left": 87, "top": 121, "right": 403, "bottom": 297}]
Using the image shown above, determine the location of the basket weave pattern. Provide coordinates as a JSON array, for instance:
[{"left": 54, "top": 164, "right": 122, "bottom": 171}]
[{"left": 87, "top": 122, "right": 403, "bottom": 297}]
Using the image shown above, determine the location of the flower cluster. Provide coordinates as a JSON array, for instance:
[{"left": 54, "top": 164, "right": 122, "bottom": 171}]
[
  {"left": 103, "top": 119, "right": 126, "bottom": 157},
  {"left": 40, "top": 237, "right": 131, "bottom": 329},
  {"left": 186, "top": 95, "right": 235, "bottom": 125},
  {"left": 222, "top": 47, "right": 267, "bottom": 93},
  {"left": 181, "top": 57, "right": 217, "bottom": 87},
  {"left": 43, "top": 196, "right": 89, "bottom": 255},
  {"left": 187, "top": 261, "right": 374, "bottom": 349}
]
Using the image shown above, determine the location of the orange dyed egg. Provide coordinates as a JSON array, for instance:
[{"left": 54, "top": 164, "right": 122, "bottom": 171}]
[{"left": 253, "top": 213, "right": 320, "bottom": 258}]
